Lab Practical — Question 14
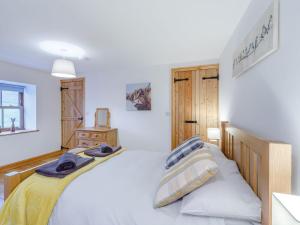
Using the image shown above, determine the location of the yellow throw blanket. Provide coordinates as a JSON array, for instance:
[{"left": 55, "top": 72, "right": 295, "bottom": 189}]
[{"left": 0, "top": 149, "right": 124, "bottom": 225}]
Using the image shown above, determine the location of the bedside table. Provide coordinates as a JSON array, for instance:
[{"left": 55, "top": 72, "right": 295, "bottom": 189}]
[{"left": 272, "top": 193, "right": 300, "bottom": 225}]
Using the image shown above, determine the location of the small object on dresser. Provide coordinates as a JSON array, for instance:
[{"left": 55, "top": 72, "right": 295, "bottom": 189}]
[
  {"left": 10, "top": 118, "right": 16, "bottom": 132},
  {"left": 95, "top": 108, "right": 111, "bottom": 128},
  {"left": 272, "top": 193, "right": 300, "bottom": 225}
]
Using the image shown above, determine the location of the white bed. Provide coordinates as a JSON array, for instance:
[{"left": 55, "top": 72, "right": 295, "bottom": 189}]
[
  {"left": 2, "top": 122, "right": 290, "bottom": 225},
  {"left": 48, "top": 144, "right": 259, "bottom": 225}
]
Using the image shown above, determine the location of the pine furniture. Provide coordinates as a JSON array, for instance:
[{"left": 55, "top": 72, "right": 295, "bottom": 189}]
[{"left": 76, "top": 127, "right": 118, "bottom": 148}]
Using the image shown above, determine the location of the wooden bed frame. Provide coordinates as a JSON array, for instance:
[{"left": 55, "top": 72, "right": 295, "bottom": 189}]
[
  {"left": 3, "top": 122, "right": 292, "bottom": 225},
  {"left": 221, "top": 122, "right": 291, "bottom": 225},
  {"left": 3, "top": 147, "right": 87, "bottom": 200}
]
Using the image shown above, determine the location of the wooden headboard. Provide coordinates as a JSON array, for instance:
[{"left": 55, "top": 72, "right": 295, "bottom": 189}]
[{"left": 221, "top": 121, "right": 291, "bottom": 225}]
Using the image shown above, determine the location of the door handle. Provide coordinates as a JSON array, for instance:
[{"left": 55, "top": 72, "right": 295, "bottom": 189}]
[
  {"left": 78, "top": 117, "right": 84, "bottom": 121},
  {"left": 60, "top": 87, "right": 69, "bottom": 91},
  {"left": 184, "top": 120, "right": 197, "bottom": 124}
]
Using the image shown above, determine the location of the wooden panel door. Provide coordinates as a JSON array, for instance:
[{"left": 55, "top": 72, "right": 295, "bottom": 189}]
[
  {"left": 205, "top": 68, "right": 219, "bottom": 131},
  {"left": 61, "top": 78, "right": 85, "bottom": 150},
  {"left": 172, "top": 65, "right": 219, "bottom": 149},
  {"left": 172, "top": 71, "right": 193, "bottom": 148}
]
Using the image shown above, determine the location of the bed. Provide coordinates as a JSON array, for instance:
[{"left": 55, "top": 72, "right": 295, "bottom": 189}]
[{"left": 2, "top": 122, "right": 292, "bottom": 225}]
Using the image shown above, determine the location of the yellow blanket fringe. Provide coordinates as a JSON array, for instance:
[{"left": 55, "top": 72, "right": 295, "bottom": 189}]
[{"left": 0, "top": 149, "right": 124, "bottom": 225}]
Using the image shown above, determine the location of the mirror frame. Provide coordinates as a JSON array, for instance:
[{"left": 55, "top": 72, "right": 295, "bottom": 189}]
[{"left": 94, "top": 108, "right": 111, "bottom": 128}]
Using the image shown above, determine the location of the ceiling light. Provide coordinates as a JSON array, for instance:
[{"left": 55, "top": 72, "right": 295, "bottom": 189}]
[
  {"left": 51, "top": 59, "right": 76, "bottom": 78},
  {"left": 40, "top": 41, "right": 85, "bottom": 59}
]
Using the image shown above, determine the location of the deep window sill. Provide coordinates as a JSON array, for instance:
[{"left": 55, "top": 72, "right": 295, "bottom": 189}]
[{"left": 0, "top": 129, "right": 39, "bottom": 137}]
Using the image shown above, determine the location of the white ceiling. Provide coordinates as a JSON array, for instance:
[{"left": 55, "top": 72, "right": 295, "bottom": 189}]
[{"left": 0, "top": 0, "right": 251, "bottom": 74}]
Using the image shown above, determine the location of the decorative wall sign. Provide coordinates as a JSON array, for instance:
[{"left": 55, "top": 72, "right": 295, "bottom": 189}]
[
  {"left": 232, "top": 0, "right": 279, "bottom": 78},
  {"left": 126, "top": 82, "right": 151, "bottom": 111}
]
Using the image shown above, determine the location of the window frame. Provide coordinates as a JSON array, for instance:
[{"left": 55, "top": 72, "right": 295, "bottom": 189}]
[{"left": 0, "top": 84, "right": 25, "bottom": 132}]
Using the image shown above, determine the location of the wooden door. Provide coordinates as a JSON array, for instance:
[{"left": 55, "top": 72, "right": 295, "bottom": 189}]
[
  {"left": 172, "top": 65, "right": 219, "bottom": 149},
  {"left": 172, "top": 71, "right": 193, "bottom": 148},
  {"left": 61, "top": 78, "right": 85, "bottom": 150}
]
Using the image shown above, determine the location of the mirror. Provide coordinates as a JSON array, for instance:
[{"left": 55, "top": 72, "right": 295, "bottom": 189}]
[{"left": 95, "top": 108, "right": 110, "bottom": 128}]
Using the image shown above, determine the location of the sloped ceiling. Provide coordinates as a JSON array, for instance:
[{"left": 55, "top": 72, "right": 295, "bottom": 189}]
[{"left": 0, "top": 0, "right": 251, "bottom": 73}]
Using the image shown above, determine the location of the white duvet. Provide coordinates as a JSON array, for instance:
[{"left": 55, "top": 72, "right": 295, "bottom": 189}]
[{"left": 48, "top": 146, "right": 258, "bottom": 225}]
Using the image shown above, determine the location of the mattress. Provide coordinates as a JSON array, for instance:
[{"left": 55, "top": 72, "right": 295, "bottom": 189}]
[{"left": 48, "top": 146, "right": 259, "bottom": 225}]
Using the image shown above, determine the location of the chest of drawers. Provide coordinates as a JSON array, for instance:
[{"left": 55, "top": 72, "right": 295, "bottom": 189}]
[{"left": 75, "top": 127, "right": 118, "bottom": 148}]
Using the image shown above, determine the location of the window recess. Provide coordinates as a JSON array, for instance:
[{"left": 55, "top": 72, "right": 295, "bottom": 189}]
[{"left": 0, "top": 83, "right": 25, "bottom": 132}]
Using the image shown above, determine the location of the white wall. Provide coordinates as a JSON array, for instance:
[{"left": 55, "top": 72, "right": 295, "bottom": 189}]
[
  {"left": 85, "top": 60, "right": 217, "bottom": 153},
  {"left": 0, "top": 61, "right": 61, "bottom": 166},
  {"left": 219, "top": 0, "right": 300, "bottom": 193}
]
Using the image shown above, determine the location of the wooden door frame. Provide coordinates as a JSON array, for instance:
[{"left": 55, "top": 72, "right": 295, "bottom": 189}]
[
  {"left": 171, "top": 64, "right": 219, "bottom": 149},
  {"left": 60, "top": 77, "right": 85, "bottom": 149}
]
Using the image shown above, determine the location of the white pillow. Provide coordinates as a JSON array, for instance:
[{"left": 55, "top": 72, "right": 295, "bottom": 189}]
[
  {"left": 180, "top": 172, "right": 262, "bottom": 223},
  {"left": 204, "top": 143, "right": 227, "bottom": 159},
  {"left": 201, "top": 144, "right": 240, "bottom": 178}
]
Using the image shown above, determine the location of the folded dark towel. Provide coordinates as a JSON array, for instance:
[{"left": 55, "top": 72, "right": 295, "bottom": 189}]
[
  {"left": 100, "top": 144, "right": 113, "bottom": 153},
  {"left": 36, "top": 155, "right": 95, "bottom": 178},
  {"left": 84, "top": 145, "right": 122, "bottom": 157},
  {"left": 56, "top": 153, "right": 77, "bottom": 172}
]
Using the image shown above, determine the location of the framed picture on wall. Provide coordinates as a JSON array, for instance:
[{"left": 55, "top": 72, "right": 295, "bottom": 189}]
[
  {"left": 126, "top": 82, "right": 151, "bottom": 111},
  {"left": 232, "top": 0, "right": 279, "bottom": 78}
]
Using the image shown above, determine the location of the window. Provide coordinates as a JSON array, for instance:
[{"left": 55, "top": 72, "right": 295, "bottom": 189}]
[{"left": 0, "top": 83, "right": 25, "bottom": 131}]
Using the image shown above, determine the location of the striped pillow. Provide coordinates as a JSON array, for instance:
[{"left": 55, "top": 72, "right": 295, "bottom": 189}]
[
  {"left": 154, "top": 151, "right": 218, "bottom": 208},
  {"left": 166, "top": 136, "right": 204, "bottom": 169}
]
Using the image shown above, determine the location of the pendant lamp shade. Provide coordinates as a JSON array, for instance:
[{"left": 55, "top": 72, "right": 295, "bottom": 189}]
[{"left": 51, "top": 59, "right": 76, "bottom": 78}]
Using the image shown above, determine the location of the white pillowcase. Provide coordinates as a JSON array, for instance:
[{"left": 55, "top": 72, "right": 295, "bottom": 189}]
[
  {"left": 180, "top": 171, "right": 262, "bottom": 223},
  {"left": 201, "top": 144, "right": 240, "bottom": 178}
]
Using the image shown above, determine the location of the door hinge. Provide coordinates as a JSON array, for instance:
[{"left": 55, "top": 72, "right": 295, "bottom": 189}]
[
  {"left": 184, "top": 120, "right": 198, "bottom": 124},
  {"left": 60, "top": 87, "right": 69, "bottom": 91},
  {"left": 202, "top": 74, "right": 219, "bottom": 80},
  {"left": 174, "top": 78, "right": 189, "bottom": 83}
]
